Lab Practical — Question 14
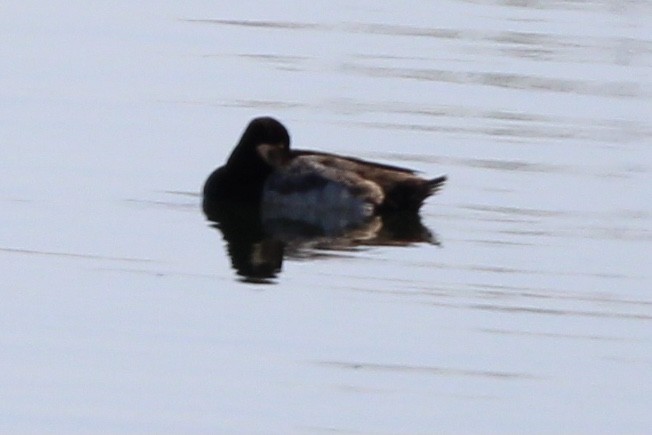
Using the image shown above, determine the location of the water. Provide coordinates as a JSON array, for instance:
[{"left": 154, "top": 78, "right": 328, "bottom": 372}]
[{"left": 2, "top": 1, "right": 651, "bottom": 433}]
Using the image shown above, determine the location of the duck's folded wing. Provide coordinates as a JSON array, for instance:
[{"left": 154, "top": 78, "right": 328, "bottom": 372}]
[
  {"left": 263, "top": 157, "right": 385, "bottom": 212},
  {"left": 304, "top": 152, "right": 446, "bottom": 211}
]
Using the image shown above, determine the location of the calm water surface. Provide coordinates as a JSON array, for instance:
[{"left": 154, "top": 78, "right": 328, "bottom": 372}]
[{"left": 1, "top": 1, "right": 651, "bottom": 433}]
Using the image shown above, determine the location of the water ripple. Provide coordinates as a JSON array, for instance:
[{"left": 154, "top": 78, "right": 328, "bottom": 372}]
[
  {"left": 316, "top": 360, "right": 537, "bottom": 380},
  {"left": 342, "top": 63, "right": 645, "bottom": 98}
]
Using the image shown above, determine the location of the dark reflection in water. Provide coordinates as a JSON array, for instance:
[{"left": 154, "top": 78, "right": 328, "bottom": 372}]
[{"left": 203, "top": 198, "right": 437, "bottom": 284}]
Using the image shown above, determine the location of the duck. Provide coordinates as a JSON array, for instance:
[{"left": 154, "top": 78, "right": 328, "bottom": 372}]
[{"left": 203, "top": 117, "right": 446, "bottom": 217}]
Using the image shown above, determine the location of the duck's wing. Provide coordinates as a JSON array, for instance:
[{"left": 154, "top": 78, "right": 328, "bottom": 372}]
[
  {"left": 263, "top": 155, "right": 385, "bottom": 211},
  {"left": 292, "top": 150, "right": 446, "bottom": 211}
]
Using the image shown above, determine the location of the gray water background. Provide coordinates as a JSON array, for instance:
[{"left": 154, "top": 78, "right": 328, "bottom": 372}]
[{"left": 2, "top": 1, "right": 651, "bottom": 433}]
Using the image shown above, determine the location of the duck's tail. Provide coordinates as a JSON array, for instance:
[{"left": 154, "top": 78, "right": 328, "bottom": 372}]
[
  {"left": 427, "top": 175, "right": 447, "bottom": 195},
  {"left": 381, "top": 174, "right": 447, "bottom": 212}
]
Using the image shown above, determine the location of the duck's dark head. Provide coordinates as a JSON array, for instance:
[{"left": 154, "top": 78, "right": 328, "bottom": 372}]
[
  {"left": 227, "top": 117, "right": 290, "bottom": 170},
  {"left": 203, "top": 117, "right": 291, "bottom": 203}
]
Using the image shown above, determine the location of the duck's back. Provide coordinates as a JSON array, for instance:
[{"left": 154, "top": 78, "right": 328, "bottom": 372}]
[
  {"left": 289, "top": 151, "right": 445, "bottom": 212},
  {"left": 259, "top": 150, "right": 445, "bottom": 220}
]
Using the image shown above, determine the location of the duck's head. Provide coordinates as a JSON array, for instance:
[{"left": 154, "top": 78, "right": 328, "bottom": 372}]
[
  {"left": 226, "top": 117, "right": 290, "bottom": 173},
  {"left": 204, "top": 117, "right": 291, "bottom": 203}
]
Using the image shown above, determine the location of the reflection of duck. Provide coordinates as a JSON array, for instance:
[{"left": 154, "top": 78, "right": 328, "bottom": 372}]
[
  {"left": 202, "top": 200, "right": 438, "bottom": 283},
  {"left": 203, "top": 203, "right": 283, "bottom": 284},
  {"left": 203, "top": 117, "right": 446, "bottom": 219}
]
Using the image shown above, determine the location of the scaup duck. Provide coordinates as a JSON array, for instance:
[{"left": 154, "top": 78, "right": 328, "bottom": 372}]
[{"left": 203, "top": 117, "right": 446, "bottom": 216}]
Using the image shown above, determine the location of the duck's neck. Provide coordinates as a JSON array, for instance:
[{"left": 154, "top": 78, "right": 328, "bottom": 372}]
[{"left": 226, "top": 146, "right": 273, "bottom": 180}]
